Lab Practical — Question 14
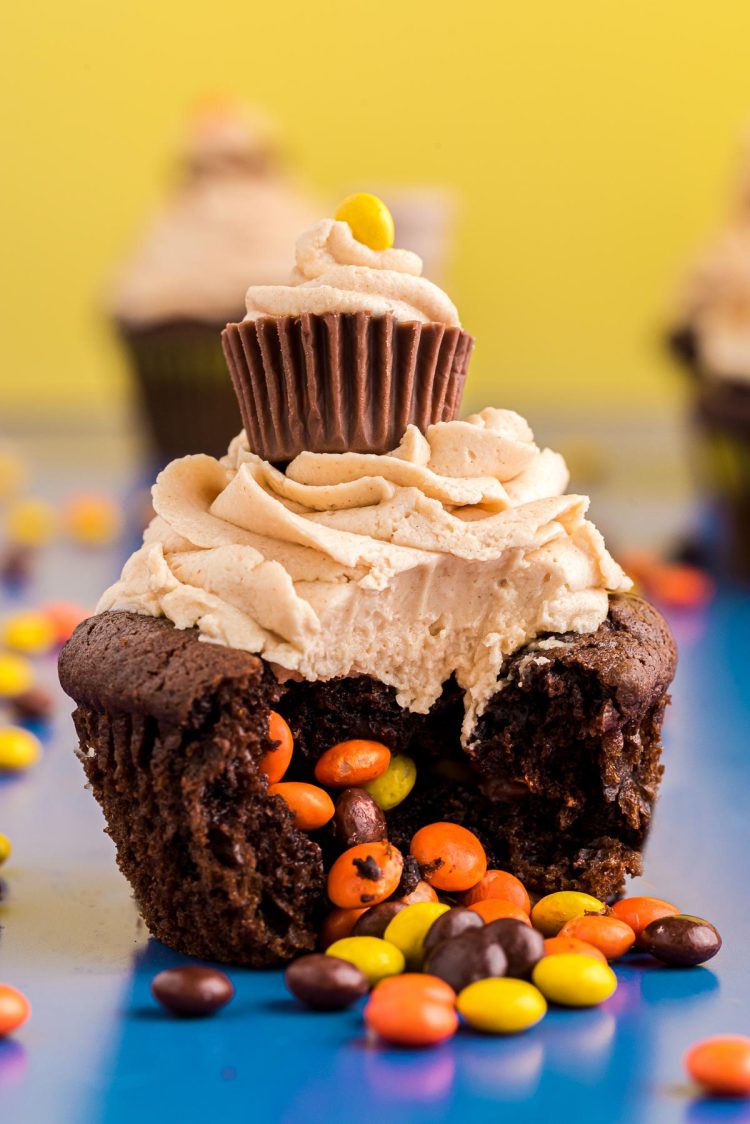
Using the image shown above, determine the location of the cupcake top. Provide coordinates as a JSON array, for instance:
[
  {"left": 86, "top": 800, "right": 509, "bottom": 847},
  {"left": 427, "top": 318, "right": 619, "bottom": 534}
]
[
  {"left": 242, "top": 193, "right": 461, "bottom": 327},
  {"left": 99, "top": 408, "right": 630, "bottom": 743},
  {"left": 674, "top": 135, "right": 750, "bottom": 382},
  {"left": 110, "top": 103, "right": 319, "bottom": 328},
  {"left": 675, "top": 228, "right": 750, "bottom": 381}
]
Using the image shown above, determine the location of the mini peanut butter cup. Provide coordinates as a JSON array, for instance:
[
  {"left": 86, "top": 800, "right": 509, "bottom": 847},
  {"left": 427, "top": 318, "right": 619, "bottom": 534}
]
[{"left": 221, "top": 311, "right": 473, "bottom": 463}]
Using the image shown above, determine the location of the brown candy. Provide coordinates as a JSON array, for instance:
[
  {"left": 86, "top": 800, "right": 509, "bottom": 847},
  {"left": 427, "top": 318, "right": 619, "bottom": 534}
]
[
  {"left": 423, "top": 931, "right": 507, "bottom": 993},
  {"left": 640, "top": 914, "right": 722, "bottom": 967},
  {"left": 285, "top": 953, "right": 369, "bottom": 1010},
  {"left": 334, "top": 788, "right": 387, "bottom": 848},
  {"left": 151, "top": 966, "right": 234, "bottom": 1017},
  {"left": 352, "top": 901, "right": 406, "bottom": 939},
  {"left": 423, "top": 907, "right": 484, "bottom": 958},
  {"left": 12, "top": 687, "right": 54, "bottom": 722},
  {"left": 482, "top": 917, "right": 546, "bottom": 979}
]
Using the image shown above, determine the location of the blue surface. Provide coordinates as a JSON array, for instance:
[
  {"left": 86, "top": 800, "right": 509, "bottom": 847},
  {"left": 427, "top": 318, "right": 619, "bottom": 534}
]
[{"left": 1, "top": 548, "right": 750, "bottom": 1123}]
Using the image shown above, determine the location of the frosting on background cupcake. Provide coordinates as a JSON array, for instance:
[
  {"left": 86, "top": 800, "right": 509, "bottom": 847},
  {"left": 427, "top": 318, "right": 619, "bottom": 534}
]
[
  {"left": 99, "top": 408, "right": 630, "bottom": 741},
  {"left": 110, "top": 103, "right": 319, "bottom": 327}
]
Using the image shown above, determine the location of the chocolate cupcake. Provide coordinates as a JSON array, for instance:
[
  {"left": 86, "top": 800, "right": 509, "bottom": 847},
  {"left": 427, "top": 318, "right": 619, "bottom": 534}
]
[
  {"left": 109, "top": 102, "right": 319, "bottom": 460},
  {"left": 668, "top": 135, "right": 750, "bottom": 576},
  {"left": 60, "top": 406, "right": 676, "bottom": 966},
  {"left": 221, "top": 194, "right": 473, "bottom": 462}
]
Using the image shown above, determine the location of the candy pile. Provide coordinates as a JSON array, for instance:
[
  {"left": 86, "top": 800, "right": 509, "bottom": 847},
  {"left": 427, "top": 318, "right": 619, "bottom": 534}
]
[{"left": 252, "top": 715, "right": 726, "bottom": 1052}]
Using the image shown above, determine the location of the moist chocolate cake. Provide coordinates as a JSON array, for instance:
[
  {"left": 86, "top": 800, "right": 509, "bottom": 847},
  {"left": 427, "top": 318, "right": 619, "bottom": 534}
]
[{"left": 59, "top": 593, "right": 675, "bottom": 967}]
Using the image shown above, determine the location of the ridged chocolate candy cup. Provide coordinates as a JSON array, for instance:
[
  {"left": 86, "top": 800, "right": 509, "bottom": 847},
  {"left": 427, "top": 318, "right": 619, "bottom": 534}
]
[{"left": 221, "top": 311, "right": 474, "bottom": 463}]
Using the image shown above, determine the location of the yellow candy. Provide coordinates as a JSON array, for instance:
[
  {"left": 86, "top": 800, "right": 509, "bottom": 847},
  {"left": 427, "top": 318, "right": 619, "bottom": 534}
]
[
  {"left": 334, "top": 193, "right": 395, "bottom": 251},
  {"left": 457, "top": 978, "right": 547, "bottom": 1034},
  {"left": 532, "top": 953, "right": 617, "bottom": 1008},
  {"left": 0, "top": 833, "right": 11, "bottom": 865},
  {"left": 0, "top": 726, "right": 42, "bottom": 771},
  {"left": 383, "top": 902, "right": 450, "bottom": 969},
  {"left": 2, "top": 611, "right": 57, "bottom": 656},
  {"left": 65, "top": 493, "right": 123, "bottom": 546},
  {"left": 5, "top": 498, "right": 56, "bottom": 547},
  {"left": 326, "top": 936, "right": 404, "bottom": 986},
  {"left": 0, "top": 653, "right": 35, "bottom": 698},
  {"left": 365, "top": 754, "right": 416, "bottom": 811},
  {"left": 530, "top": 891, "right": 605, "bottom": 937}
]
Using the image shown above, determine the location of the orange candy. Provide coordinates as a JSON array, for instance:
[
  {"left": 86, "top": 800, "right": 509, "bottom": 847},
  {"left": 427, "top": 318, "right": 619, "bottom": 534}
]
[
  {"left": 543, "top": 936, "right": 608, "bottom": 965},
  {"left": 468, "top": 898, "right": 531, "bottom": 925},
  {"left": 0, "top": 984, "right": 31, "bottom": 1036},
  {"left": 559, "top": 914, "right": 635, "bottom": 960},
  {"left": 320, "top": 907, "right": 369, "bottom": 949},
  {"left": 365, "top": 973, "right": 458, "bottom": 1046},
  {"left": 314, "top": 739, "right": 391, "bottom": 788},
  {"left": 399, "top": 880, "right": 439, "bottom": 905},
  {"left": 260, "top": 711, "right": 294, "bottom": 783},
  {"left": 268, "top": 782, "right": 335, "bottom": 832},
  {"left": 462, "top": 869, "right": 531, "bottom": 914},
  {"left": 327, "top": 841, "right": 404, "bottom": 909},
  {"left": 42, "top": 601, "right": 90, "bottom": 645},
  {"left": 410, "top": 823, "right": 487, "bottom": 892},
  {"left": 685, "top": 1035, "right": 750, "bottom": 1097},
  {"left": 611, "top": 896, "right": 679, "bottom": 943}
]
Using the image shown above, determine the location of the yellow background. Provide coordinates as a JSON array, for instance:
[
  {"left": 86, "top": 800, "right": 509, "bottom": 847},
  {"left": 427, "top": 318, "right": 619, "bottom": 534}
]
[{"left": 3, "top": 1, "right": 750, "bottom": 425}]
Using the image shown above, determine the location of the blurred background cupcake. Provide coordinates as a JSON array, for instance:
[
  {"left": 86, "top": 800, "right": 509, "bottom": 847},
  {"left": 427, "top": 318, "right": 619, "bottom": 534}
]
[
  {"left": 668, "top": 129, "right": 750, "bottom": 579},
  {"left": 107, "top": 99, "right": 319, "bottom": 461}
]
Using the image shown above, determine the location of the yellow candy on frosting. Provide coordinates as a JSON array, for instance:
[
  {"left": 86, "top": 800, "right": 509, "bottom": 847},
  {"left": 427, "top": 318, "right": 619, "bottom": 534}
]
[{"left": 334, "top": 193, "right": 395, "bottom": 251}]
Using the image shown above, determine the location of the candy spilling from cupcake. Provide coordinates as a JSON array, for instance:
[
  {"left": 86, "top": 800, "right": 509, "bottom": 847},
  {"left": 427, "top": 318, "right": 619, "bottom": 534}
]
[{"left": 60, "top": 192, "right": 678, "bottom": 970}]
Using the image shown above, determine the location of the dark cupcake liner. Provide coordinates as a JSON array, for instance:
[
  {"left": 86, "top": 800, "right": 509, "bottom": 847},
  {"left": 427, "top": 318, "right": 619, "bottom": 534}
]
[
  {"left": 221, "top": 311, "right": 474, "bottom": 463},
  {"left": 118, "top": 319, "right": 243, "bottom": 461},
  {"left": 668, "top": 327, "right": 750, "bottom": 577}
]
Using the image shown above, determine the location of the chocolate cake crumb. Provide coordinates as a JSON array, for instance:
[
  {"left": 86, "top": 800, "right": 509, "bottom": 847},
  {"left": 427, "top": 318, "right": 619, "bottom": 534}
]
[{"left": 352, "top": 856, "right": 382, "bottom": 881}]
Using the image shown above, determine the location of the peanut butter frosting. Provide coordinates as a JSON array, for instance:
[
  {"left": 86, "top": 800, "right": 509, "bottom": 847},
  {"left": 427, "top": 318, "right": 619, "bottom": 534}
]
[
  {"left": 242, "top": 219, "right": 461, "bottom": 326},
  {"left": 99, "top": 408, "right": 631, "bottom": 742}
]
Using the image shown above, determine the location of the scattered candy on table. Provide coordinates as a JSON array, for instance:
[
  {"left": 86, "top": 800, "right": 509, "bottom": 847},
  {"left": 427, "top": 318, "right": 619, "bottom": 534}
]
[
  {"left": 365, "top": 973, "right": 458, "bottom": 1046},
  {"left": 410, "top": 823, "right": 487, "bottom": 892},
  {"left": 64, "top": 492, "right": 123, "bottom": 546},
  {"left": 639, "top": 914, "right": 722, "bottom": 966},
  {"left": 151, "top": 966, "right": 234, "bottom": 1017},
  {"left": 457, "top": 978, "right": 547, "bottom": 1034},
  {"left": 0, "top": 727, "right": 42, "bottom": 771},
  {"left": 286, "top": 954, "right": 369, "bottom": 1011},
  {"left": 41, "top": 601, "right": 90, "bottom": 645},
  {"left": 4, "top": 498, "right": 57, "bottom": 547},
  {"left": 530, "top": 891, "right": 605, "bottom": 937},
  {"left": 684, "top": 1035, "right": 750, "bottom": 1098},
  {"left": 531, "top": 954, "right": 618, "bottom": 1008},
  {"left": 325, "top": 936, "right": 405, "bottom": 986},
  {"left": 0, "top": 653, "right": 35, "bottom": 698},
  {"left": 0, "top": 834, "right": 11, "bottom": 865},
  {"left": 558, "top": 913, "right": 636, "bottom": 960},
  {"left": 611, "top": 895, "right": 680, "bottom": 943},
  {"left": 1, "top": 610, "right": 57, "bottom": 656},
  {"left": 11, "top": 686, "right": 54, "bottom": 723},
  {"left": 382, "top": 901, "right": 450, "bottom": 969},
  {"left": 0, "top": 984, "right": 31, "bottom": 1036},
  {"left": 462, "top": 868, "right": 531, "bottom": 913}
]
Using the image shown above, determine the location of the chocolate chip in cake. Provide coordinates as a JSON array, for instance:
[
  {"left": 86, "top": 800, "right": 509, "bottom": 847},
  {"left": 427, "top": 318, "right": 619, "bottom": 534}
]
[{"left": 352, "top": 855, "right": 382, "bottom": 881}]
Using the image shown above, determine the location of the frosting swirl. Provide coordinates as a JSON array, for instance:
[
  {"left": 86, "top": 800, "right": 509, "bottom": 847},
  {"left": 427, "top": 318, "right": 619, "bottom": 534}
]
[
  {"left": 99, "top": 408, "right": 630, "bottom": 742},
  {"left": 242, "top": 219, "right": 461, "bottom": 326}
]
